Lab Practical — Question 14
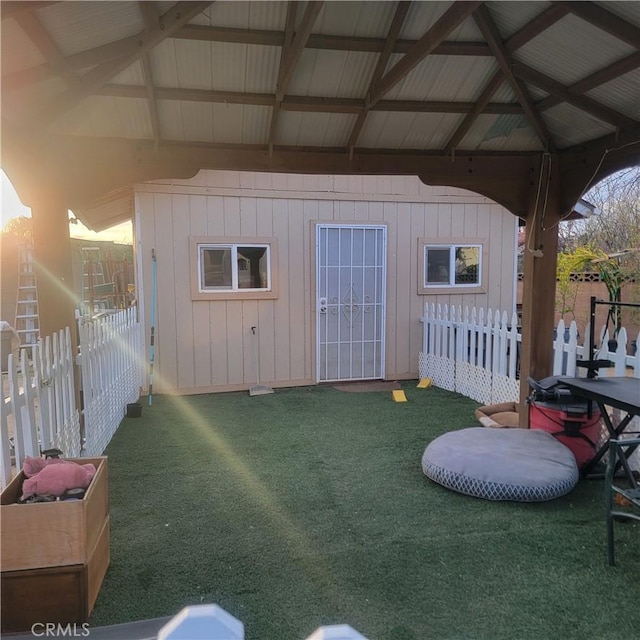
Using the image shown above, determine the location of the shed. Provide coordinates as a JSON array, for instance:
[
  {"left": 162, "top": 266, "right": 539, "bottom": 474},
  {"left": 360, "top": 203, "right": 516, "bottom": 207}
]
[{"left": 135, "top": 170, "right": 517, "bottom": 393}]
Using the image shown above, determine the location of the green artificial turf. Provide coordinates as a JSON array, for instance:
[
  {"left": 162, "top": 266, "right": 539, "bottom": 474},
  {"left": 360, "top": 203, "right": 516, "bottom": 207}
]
[{"left": 91, "top": 383, "right": 639, "bottom": 639}]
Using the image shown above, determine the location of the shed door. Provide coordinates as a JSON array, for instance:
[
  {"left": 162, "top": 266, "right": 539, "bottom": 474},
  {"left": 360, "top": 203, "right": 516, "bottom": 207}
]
[{"left": 316, "top": 224, "right": 386, "bottom": 382}]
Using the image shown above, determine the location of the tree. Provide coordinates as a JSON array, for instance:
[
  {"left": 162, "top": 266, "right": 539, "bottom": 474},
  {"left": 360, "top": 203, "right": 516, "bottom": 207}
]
[
  {"left": 1, "top": 216, "right": 32, "bottom": 242},
  {"left": 555, "top": 168, "right": 640, "bottom": 334},
  {"left": 583, "top": 167, "right": 640, "bottom": 255}
]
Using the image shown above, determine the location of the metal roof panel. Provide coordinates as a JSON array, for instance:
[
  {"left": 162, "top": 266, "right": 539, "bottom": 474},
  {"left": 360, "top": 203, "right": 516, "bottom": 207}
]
[
  {"left": 288, "top": 49, "right": 378, "bottom": 98},
  {"left": 384, "top": 55, "right": 498, "bottom": 102},
  {"left": 277, "top": 111, "right": 356, "bottom": 147},
  {"left": 543, "top": 103, "right": 616, "bottom": 147},
  {"left": 148, "top": 39, "right": 179, "bottom": 88},
  {"left": 399, "top": 2, "right": 453, "bottom": 40},
  {"left": 51, "top": 96, "right": 152, "bottom": 139},
  {"left": 191, "top": 1, "right": 287, "bottom": 30},
  {"left": 358, "top": 111, "right": 461, "bottom": 150},
  {"left": 486, "top": 1, "right": 551, "bottom": 38},
  {"left": 471, "top": 115, "right": 544, "bottom": 152},
  {"left": 515, "top": 14, "right": 636, "bottom": 86},
  {"left": 596, "top": 1, "right": 640, "bottom": 27},
  {"left": 587, "top": 69, "right": 640, "bottom": 120},
  {"left": 159, "top": 102, "right": 270, "bottom": 145},
  {"left": 316, "top": 1, "right": 395, "bottom": 38},
  {"left": 38, "top": 1, "right": 144, "bottom": 57},
  {"left": 151, "top": 40, "right": 280, "bottom": 93},
  {"left": 111, "top": 61, "right": 145, "bottom": 87}
]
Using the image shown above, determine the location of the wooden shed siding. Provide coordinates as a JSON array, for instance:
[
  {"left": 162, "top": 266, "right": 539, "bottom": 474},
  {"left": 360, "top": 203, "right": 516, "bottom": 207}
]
[{"left": 136, "top": 172, "right": 516, "bottom": 393}]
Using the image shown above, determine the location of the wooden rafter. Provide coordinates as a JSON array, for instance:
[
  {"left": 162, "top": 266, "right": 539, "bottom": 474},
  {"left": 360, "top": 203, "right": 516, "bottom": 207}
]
[
  {"left": 95, "top": 84, "right": 525, "bottom": 116},
  {"left": 267, "top": 1, "right": 323, "bottom": 152},
  {"left": 138, "top": 1, "right": 162, "bottom": 144},
  {"left": 1, "top": 35, "right": 142, "bottom": 92},
  {"left": 31, "top": 1, "right": 213, "bottom": 129},
  {"left": 473, "top": 4, "right": 556, "bottom": 152},
  {"left": 556, "top": 1, "right": 640, "bottom": 49},
  {"left": 504, "top": 4, "right": 570, "bottom": 52},
  {"left": 175, "top": 24, "right": 493, "bottom": 56},
  {"left": 0, "top": 29, "right": 493, "bottom": 94},
  {"left": 513, "top": 63, "right": 638, "bottom": 131},
  {"left": 368, "top": 1, "right": 483, "bottom": 107},
  {"left": 444, "top": 71, "right": 505, "bottom": 154},
  {"left": 537, "top": 51, "right": 640, "bottom": 113},
  {"left": 347, "top": 1, "right": 412, "bottom": 153},
  {"left": 12, "top": 11, "right": 80, "bottom": 90},
  {"left": 446, "top": 5, "right": 570, "bottom": 153}
]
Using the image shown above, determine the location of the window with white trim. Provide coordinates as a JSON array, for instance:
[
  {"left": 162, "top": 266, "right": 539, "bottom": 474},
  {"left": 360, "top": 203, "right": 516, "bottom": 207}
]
[
  {"left": 423, "top": 243, "right": 482, "bottom": 288},
  {"left": 199, "top": 243, "right": 271, "bottom": 292}
]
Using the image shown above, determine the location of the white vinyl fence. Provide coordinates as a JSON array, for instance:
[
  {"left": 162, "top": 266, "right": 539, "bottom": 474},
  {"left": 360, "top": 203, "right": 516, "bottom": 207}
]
[
  {"left": 78, "top": 307, "right": 143, "bottom": 457},
  {"left": 1, "top": 328, "right": 82, "bottom": 487},
  {"left": 1, "top": 308, "right": 143, "bottom": 487},
  {"left": 419, "top": 303, "right": 640, "bottom": 405}
]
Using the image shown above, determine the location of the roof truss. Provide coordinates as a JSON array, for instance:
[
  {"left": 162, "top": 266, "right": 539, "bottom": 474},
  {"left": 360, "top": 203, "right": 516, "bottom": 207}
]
[{"left": 1, "top": 0, "right": 639, "bottom": 169}]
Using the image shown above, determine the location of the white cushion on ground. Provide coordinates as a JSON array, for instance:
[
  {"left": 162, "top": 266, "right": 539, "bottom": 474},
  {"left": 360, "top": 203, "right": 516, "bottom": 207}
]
[{"left": 422, "top": 427, "right": 579, "bottom": 502}]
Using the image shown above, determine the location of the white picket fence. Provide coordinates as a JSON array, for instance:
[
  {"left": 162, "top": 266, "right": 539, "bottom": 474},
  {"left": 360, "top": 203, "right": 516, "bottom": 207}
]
[
  {"left": 0, "top": 328, "right": 82, "bottom": 487},
  {"left": 78, "top": 307, "right": 143, "bottom": 457},
  {"left": 419, "top": 303, "right": 640, "bottom": 405},
  {"left": 1, "top": 308, "right": 143, "bottom": 487}
]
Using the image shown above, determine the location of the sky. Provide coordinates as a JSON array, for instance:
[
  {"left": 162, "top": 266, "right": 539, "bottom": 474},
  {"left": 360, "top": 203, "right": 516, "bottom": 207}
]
[{"left": 1, "top": 170, "right": 132, "bottom": 244}]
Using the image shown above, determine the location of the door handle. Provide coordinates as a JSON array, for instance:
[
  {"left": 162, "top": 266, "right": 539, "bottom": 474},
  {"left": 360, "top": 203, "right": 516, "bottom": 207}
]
[{"left": 319, "top": 297, "right": 327, "bottom": 313}]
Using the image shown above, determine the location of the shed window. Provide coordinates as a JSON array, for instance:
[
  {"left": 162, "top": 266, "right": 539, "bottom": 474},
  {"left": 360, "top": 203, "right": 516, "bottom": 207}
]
[
  {"left": 199, "top": 244, "right": 271, "bottom": 292},
  {"left": 423, "top": 243, "right": 483, "bottom": 289}
]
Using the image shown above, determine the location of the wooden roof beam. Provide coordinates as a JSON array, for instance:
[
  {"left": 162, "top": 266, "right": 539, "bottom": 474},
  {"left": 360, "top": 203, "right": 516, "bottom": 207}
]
[
  {"left": 1, "top": 29, "right": 491, "bottom": 94},
  {"left": 444, "top": 4, "right": 569, "bottom": 153},
  {"left": 555, "top": 1, "right": 640, "bottom": 49},
  {"left": 369, "top": 1, "right": 483, "bottom": 107},
  {"left": 1, "top": 35, "right": 141, "bottom": 92},
  {"left": 513, "top": 63, "right": 638, "bottom": 131},
  {"left": 12, "top": 10, "right": 80, "bottom": 90},
  {"left": 268, "top": 1, "right": 323, "bottom": 153},
  {"left": 32, "top": 1, "right": 213, "bottom": 129},
  {"left": 443, "top": 71, "right": 505, "bottom": 154},
  {"left": 347, "top": 1, "right": 412, "bottom": 154},
  {"left": 537, "top": 51, "right": 640, "bottom": 112},
  {"left": 504, "top": 4, "right": 570, "bottom": 52},
  {"left": 176, "top": 24, "right": 492, "bottom": 56},
  {"left": 473, "top": 4, "right": 556, "bottom": 152},
  {"left": 95, "top": 84, "right": 524, "bottom": 115}
]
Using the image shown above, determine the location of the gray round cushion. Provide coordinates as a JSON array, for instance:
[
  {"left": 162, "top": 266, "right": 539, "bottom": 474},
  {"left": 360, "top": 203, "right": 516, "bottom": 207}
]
[{"left": 422, "top": 427, "right": 579, "bottom": 502}]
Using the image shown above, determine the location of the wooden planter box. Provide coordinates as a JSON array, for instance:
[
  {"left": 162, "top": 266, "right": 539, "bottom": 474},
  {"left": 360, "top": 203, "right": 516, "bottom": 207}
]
[{"left": 0, "top": 457, "right": 110, "bottom": 633}]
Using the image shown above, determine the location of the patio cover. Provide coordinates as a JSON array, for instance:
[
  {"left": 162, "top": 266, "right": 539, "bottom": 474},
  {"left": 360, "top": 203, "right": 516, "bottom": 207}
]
[{"left": 1, "top": 1, "right": 639, "bottom": 401}]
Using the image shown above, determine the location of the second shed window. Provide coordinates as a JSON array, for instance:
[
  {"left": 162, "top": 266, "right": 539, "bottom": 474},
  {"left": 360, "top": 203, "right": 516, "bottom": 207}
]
[{"left": 424, "top": 244, "right": 481, "bottom": 287}]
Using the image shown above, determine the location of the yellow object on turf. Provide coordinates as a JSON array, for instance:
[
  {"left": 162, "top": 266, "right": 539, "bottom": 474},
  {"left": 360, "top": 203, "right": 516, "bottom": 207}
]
[
  {"left": 417, "top": 378, "right": 432, "bottom": 388},
  {"left": 392, "top": 390, "right": 407, "bottom": 402}
]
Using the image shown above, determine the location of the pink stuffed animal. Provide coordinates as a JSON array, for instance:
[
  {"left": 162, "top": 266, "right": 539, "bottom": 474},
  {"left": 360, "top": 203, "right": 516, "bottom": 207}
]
[{"left": 21, "top": 456, "right": 96, "bottom": 500}]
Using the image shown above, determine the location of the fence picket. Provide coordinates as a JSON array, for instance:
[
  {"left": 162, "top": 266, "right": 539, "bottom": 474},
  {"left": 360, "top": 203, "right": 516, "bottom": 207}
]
[
  {"left": 1, "top": 311, "right": 141, "bottom": 487},
  {"left": 79, "top": 309, "right": 142, "bottom": 457},
  {"left": 418, "top": 304, "right": 639, "bottom": 411}
]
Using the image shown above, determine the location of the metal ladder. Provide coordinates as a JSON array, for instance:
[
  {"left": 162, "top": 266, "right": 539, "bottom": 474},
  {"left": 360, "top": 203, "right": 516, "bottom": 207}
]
[{"left": 14, "top": 243, "right": 39, "bottom": 345}]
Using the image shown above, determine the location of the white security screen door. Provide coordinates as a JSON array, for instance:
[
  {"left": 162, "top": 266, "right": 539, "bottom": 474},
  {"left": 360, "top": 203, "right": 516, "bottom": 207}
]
[{"left": 316, "top": 224, "right": 386, "bottom": 382}]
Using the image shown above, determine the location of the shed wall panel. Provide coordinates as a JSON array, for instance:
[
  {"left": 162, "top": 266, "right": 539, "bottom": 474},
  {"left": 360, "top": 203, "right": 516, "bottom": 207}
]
[{"left": 136, "top": 171, "right": 516, "bottom": 393}]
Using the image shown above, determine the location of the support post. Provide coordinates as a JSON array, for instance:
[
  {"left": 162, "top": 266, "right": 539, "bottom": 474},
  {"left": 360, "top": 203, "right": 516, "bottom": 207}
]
[
  {"left": 30, "top": 195, "right": 77, "bottom": 339},
  {"left": 519, "top": 156, "right": 561, "bottom": 424}
]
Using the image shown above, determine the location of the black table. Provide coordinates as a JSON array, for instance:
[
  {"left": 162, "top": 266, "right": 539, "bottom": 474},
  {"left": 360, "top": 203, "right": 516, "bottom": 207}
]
[{"left": 558, "top": 377, "right": 640, "bottom": 478}]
